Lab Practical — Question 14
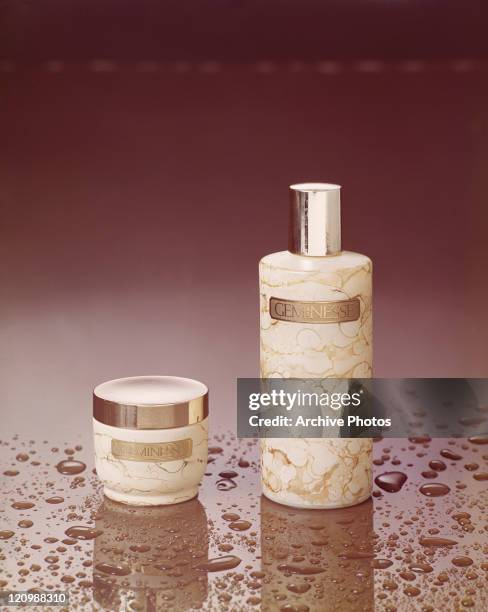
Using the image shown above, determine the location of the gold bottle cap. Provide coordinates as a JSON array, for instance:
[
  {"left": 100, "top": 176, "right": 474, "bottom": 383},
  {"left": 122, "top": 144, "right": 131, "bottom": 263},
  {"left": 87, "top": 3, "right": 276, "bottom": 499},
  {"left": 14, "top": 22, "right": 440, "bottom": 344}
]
[
  {"left": 289, "top": 183, "right": 341, "bottom": 256},
  {"left": 93, "top": 376, "right": 209, "bottom": 430}
]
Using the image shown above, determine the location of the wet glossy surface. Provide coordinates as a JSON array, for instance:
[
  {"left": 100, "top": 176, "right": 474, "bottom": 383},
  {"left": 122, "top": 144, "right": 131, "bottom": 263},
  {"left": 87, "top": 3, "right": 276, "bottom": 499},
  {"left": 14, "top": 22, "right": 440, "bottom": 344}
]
[{"left": 1, "top": 434, "right": 487, "bottom": 610}]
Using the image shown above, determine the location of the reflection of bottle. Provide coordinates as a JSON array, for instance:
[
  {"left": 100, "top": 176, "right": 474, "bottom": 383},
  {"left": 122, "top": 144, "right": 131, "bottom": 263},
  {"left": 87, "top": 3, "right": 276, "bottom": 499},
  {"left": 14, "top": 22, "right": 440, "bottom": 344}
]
[
  {"left": 261, "top": 495, "right": 374, "bottom": 612},
  {"left": 93, "top": 498, "right": 208, "bottom": 611},
  {"left": 259, "top": 184, "right": 373, "bottom": 508}
]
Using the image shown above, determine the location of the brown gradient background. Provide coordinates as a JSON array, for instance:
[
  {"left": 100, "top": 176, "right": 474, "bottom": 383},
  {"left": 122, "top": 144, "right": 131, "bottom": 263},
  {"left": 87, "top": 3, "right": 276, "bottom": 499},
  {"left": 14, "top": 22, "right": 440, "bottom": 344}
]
[{"left": 1, "top": 3, "right": 488, "bottom": 436}]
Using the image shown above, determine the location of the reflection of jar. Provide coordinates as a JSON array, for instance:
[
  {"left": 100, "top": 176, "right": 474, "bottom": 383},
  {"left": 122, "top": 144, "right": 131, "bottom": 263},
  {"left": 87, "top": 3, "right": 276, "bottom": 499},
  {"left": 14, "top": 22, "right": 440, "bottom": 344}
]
[
  {"left": 261, "top": 495, "right": 374, "bottom": 612},
  {"left": 93, "top": 376, "right": 208, "bottom": 506},
  {"left": 93, "top": 497, "right": 209, "bottom": 611}
]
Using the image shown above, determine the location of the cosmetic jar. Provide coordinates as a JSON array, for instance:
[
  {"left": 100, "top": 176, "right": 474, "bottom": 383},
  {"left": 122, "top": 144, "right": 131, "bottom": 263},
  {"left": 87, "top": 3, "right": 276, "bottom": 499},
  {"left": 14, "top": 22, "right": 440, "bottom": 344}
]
[{"left": 93, "top": 376, "right": 208, "bottom": 506}]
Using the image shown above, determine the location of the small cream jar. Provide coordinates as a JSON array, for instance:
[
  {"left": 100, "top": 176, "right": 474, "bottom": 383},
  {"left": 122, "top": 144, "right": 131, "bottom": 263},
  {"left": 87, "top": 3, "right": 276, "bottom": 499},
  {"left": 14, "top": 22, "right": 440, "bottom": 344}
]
[{"left": 93, "top": 376, "right": 208, "bottom": 506}]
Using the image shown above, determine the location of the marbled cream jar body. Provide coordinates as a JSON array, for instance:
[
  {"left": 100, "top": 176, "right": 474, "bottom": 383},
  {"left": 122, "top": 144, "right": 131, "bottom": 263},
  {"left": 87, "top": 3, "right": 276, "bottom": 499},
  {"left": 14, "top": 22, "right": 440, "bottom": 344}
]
[{"left": 93, "top": 376, "right": 208, "bottom": 506}]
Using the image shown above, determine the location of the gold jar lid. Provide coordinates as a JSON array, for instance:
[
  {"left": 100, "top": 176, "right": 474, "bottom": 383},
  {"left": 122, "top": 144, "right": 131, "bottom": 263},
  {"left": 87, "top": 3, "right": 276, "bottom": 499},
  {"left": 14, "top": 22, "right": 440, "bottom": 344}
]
[{"left": 93, "top": 376, "right": 209, "bottom": 430}]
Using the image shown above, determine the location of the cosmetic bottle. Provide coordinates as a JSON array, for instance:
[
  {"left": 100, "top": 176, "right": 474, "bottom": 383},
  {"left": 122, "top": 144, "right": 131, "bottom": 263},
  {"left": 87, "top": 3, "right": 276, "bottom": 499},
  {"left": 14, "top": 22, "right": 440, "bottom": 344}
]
[{"left": 259, "top": 183, "right": 373, "bottom": 509}]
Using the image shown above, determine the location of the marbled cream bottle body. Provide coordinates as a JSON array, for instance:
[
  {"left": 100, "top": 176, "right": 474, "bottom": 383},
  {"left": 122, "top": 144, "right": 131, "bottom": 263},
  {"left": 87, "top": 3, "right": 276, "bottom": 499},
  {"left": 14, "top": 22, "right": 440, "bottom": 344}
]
[{"left": 259, "top": 183, "right": 373, "bottom": 509}]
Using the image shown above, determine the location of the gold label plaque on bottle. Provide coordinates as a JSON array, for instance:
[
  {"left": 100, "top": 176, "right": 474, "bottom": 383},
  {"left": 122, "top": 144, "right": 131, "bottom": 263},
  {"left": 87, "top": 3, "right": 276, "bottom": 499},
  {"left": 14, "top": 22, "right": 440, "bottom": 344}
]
[
  {"left": 269, "top": 296, "right": 360, "bottom": 324},
  {"left": 111, "top": 439, "right": 193, "bottom": 463}
]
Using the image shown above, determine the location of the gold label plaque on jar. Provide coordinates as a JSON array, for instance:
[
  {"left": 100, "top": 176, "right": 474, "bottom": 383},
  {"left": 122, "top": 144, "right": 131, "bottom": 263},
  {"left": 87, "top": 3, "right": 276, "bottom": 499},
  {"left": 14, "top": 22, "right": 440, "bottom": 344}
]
[
  {"left": 111, "top": 439, "right": 193, "bottom": 463},
  {"left": 269, "top": 296, "right": 360, "bottom": 324}
]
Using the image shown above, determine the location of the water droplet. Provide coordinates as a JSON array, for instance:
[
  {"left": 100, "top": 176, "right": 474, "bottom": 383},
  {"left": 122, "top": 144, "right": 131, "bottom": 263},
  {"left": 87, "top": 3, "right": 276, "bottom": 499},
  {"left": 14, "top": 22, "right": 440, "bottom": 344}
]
[
  {"left": 61, "top": 575, "right": 75, "bottom": 583},
  {"left": 404, "top": 585, "right": 420, "bottom": 597},
  {"left": 64, "top": 526, "right": 102, "bottom": 540},
  {"left": 372, "top": 558, "right": 393, "bottom": 569},
  {"left": 383, "top": 579, "right": 398, "bottom": 591},
  {"left": 473, "top": 472, "right": 488, "bottom": 481},
  {"left": 238, "top": 458, "right": 250, "bottom": 468},
  {"left": 219, "top": 470, "right": 238, "bottom": 479},
  {"left": 461, "top": 597, "right": 475, "bottom": 608},
  {"left": 228, "top": 519, "right": 252, "bottom": 531},
  {"left": 194, "top": 555, "right": 242, "bottom": 572},
  {"left": 129, "top": 544, "right": 151, "bottom": 553},
  {"left": 45, "top": 496, "right": 64, "bottom": 504},
  {"left": 3, "top": 470, "right": 19, "bottom": 477},
  {"left": 250, "top": 570, "right": 265, "bottom": 579},
  {"left": 311, "top": 538, "right": 328, "bottom": 546},
  {"left": 429, "top": 460, "right": 446, "bottom": 471},
  {"left": 468, "top": 435, "right": 488, "bottom": 445},
  {"left": 0, "top": 530, "right": 15, "bottom": 540},
  {"left": 95, "top": 562, "right": 131, "bottom": 576},
  {"left": 440, "top": 449, "right": 462, "bottom": 461},
  {"left": 287, "top": 582, "right": 311, "bottom": 594},
  {"left": 11, "top": 502, "right": 35, "bottom": 510},
  {"left": 374, "top": 472, "right": 407, "bottom": 493},
  {"left": 56, "top": 460, "right": 86, "bottom": 475},
  {"left": 408, "top": 436, "right": 431, "bottom": 444},
  {"left": 419, "top": 483, "right": 450, "bottom": 497},
  {"left": 18, "top": 520, "right": 33, "bottom": 528},
  {"left": 222, "top": 512, "right": 240, "bottom": 521},
  {"left": 421, "top": 470, "right": 438, "bottom": 479},
  {"left": 16, "top": 453, "right": 29, "bottom": 462},
  {"left": 419, "top": 536, "right": 457, "bottom": 547},
  {"left": 464, "top": 463, "right": 479, "bottom": 471},
  {"left": 217, "top": 479, "right": 237, "bottom": 491},
  {"left": 247, "top": 596, "right": 261, "bottom": 606},
  {"left": 451, "top": 556, "right": 473, "bottom": 567},
  {"left": 408, "top": 562, "right": 433, "bottom": 573},
  {"left": 208, "top": 446, "right": 223, "bottom": 454}
]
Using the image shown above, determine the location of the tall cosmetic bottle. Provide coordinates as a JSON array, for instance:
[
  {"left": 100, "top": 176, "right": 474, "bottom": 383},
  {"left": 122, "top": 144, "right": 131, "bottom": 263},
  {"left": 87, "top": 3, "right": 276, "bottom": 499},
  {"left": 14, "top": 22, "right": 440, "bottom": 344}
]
[{"left": 259, "top": 183, "right": 373, "bottom": 509}]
